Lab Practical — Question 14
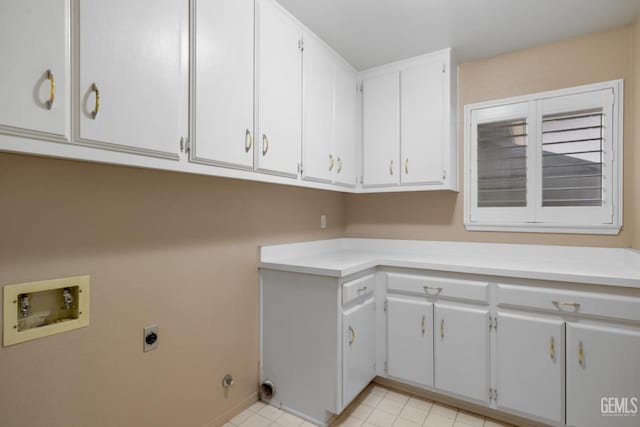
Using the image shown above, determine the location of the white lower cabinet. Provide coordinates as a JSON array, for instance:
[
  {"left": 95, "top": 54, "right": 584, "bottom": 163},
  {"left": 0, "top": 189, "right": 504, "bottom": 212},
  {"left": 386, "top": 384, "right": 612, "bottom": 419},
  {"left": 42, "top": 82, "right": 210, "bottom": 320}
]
[
  {"left": 566, "top": 322, "right": 640, "bottom": 427},
  {"left": 434, "top": 303, "right": 490, "bottom": 404},
  {"left": 495, "top": 311, "right": 565, "bottom": 425},
  {"left": 343, "top": 297, "right": 376, "bottom": 407},
  {"left": 261, "top": 267, "right": 640, "bottom": 427},
  {"left": 386, "top": 297, "right": 433, "bottom": 388}
]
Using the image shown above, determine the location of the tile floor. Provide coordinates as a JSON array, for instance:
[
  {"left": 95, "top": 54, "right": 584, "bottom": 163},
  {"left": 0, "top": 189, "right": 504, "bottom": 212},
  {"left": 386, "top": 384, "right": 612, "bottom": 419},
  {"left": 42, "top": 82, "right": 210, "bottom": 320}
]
[{"left": 225, "top": 384, "right": 515, "bottom": 427}]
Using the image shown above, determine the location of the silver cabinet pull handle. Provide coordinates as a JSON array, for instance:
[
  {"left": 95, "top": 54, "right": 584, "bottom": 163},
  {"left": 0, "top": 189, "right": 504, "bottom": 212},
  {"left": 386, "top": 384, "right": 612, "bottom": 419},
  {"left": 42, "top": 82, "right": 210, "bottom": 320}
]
[
  {"left": 550, "top": 336, "right": 555, "bottom": 360},
  {"left": 553, "top": 301, "right": 580, "bottom": 309},
  {"left": 405, "top": 158, "right": 409, "bottom": 174},
  {"left": 46, "top": 69, "right": 55, "bottom": 110},
  {"left": 262, "top": 134, "right": 269, "bottom": 156},
  {"left": 90, "top": 83, "right": 100, "bottom": 119},
  {"left": 424, "top": 285, "right": 443, "bottom": 295},
  {"left": 356, "top": 286, "right": 368, "bottom": 294},
  {"left": 421, "top": 315, "right": 426, "bottom": 336},
  {"left": 337, "top": 157, "right": 343, "bottom": 173},
  {"left": 245, "top": 129, "right": 253, "bottom": 153},
  {"left": 389, "top": 160, "right": 394, "bottom": 175},
  {"left": 329, "top": 154, "right": 334, "bottom": 171},
  {"left": 440, "top": 319, "right": 444, "bottom": 338},
  {"left": 348, "top": 326, "right": 355, "bottom": 345}
]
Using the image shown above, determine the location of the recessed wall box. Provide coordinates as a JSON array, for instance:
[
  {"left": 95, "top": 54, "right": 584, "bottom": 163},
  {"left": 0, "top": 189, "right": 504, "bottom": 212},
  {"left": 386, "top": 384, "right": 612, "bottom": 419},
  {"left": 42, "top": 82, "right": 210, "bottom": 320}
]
[{"left": 3, "top": 275, "right": 90, "bottom": 346}]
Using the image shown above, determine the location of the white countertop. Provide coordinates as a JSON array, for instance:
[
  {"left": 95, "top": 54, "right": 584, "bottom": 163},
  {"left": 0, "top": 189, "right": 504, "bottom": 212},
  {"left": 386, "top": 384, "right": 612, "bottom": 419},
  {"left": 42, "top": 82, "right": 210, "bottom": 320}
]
[{"left": 259, "top": 238, "right": 640, "bottom": 288}]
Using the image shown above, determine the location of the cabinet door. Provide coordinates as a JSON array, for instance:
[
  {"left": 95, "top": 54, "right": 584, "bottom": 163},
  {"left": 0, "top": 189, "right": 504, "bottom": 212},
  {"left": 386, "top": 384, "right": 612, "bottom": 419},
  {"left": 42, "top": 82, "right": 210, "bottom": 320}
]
[
  {"left": 193, "top": 0, "right": 254, "bottom": 170},
  {"left": 78, "top": 0, "right": 187, "bottom": 159},
  {"left": 567, "top": 323, "right": 640, "bottom": 427},
  {"left": 334, "top": 63, "right": 357, "bottom": 187},
  {"left": 400, "top": 60, "right": 446, "bottom": 185},
  {"left": 343, "top": 298, "right": 376, "bottom": 408},
  {"left": 386, "top": 297, "right": 433, "bottom": 388},
  {"left": 257, "top": 0, "right": 302, "bottom": 178},
  {"left": 496, "top": 312, "right": 564, "bottom": 424},
  {"left": 0, "top": 0, "right": 68, "bottom": 139},
  {"left": 362, "top": 72, "right": 400, "bottom": 187},
  {"left": 434, "top": 303, "right": 490, "bottom": 404},
  {"left": 302, "top": 35, "right": 334, "bottom": 183}
]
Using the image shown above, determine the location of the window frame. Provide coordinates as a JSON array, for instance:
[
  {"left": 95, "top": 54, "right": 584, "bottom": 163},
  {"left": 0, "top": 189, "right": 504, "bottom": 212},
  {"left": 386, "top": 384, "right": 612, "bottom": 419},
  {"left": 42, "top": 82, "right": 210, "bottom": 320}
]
[{"left": 464, "top": 80, "right": 623, "bottom": 235}]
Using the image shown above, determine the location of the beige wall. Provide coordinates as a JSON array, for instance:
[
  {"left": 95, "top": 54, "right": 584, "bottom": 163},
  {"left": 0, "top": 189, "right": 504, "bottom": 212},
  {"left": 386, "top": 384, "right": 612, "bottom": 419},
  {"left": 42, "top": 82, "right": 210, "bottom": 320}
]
[
  {"left": 0, "top": 153, "right": 345, "bottom": 427},
  {"left": 633, "top": 18, "right": 640, "bottom": 248},
  {"left": 347, "top": 26, "right": 635, "bottom": 247}
]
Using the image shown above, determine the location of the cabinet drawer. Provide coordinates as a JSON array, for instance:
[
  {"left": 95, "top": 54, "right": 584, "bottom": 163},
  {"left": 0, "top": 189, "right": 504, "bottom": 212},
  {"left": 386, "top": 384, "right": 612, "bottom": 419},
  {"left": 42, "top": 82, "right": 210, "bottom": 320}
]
[
  {"left": 387, "top": 273, "right": 489, "bottom": 304},
  {"left": 497, "top": 284, "right": 640, "bottom": 323},
  {"left": 343, "top": 274, "right": 375, "bottom": 305}
]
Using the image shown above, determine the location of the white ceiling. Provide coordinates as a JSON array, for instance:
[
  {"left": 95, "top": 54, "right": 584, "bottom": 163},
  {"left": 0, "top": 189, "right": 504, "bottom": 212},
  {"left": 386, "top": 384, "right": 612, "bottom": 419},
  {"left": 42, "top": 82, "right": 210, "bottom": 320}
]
[{"left": 276, "top": 0, "right": 640, "bottom": 70}]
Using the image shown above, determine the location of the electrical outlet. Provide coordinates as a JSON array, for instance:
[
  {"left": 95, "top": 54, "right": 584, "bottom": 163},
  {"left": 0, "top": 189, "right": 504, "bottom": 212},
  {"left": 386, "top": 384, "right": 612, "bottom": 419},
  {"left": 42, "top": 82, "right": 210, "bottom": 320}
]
[
  {"left": 320, "top": 214, "right": 327, "bottom": 229},
  {"left": 143, "top": 325, "right": 159, "bottom": 352}
]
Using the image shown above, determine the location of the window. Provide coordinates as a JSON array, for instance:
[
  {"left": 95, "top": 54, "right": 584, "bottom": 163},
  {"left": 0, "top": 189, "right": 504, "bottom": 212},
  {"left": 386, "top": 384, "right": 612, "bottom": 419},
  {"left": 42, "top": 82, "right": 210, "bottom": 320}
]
[{"left": 464, "top": 80, "right": 622, "bottom": 234}]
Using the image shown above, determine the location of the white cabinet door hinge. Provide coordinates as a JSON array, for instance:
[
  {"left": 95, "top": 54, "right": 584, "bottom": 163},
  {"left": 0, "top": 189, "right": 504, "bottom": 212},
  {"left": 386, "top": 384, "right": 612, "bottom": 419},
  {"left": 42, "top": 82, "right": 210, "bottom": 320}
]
[
  {"left": 180, "top": 137, "right": 190, "bottom": 154},
  {"left": 442, "top": 63, "right": 446, "bottom": 73},
  {"left": 297, "top": 39, "right": 304, "bottom": 51},
  {"left": 383, "top": 300, "right": 388, "bottom": 312},
  {"left": 297, "top": 163, "right": 304, "bottom": 175},
  {"left": 384, "top": 361, "right": 388, "bottom": 372},
  {"left": 489, "top": 315, "right": 498, "bottom": 331},
  {"left": 442, "top": 169, "right": 446, "bottom": 181},
  {"left": 359, "top": 82, "right": 364, "bottom": 93}
]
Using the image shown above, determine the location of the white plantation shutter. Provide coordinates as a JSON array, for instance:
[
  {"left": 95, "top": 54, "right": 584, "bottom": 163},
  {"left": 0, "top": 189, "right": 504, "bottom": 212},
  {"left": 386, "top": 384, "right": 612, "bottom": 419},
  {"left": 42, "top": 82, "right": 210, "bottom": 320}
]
[
  {"left": 538, "top": 88, "right": 615, "bottom": 225},
  {"left": 465, "top": 81, "right": 621, "bottom": 233},
  {"left": 469, "top": 101, "right": 536, "bottom": 224},
  {"left": 477, "top": 118, "right": 528, "bottom": 208},
  {"left": 541, "top": 110, "right": 604, "bottom": 207}
]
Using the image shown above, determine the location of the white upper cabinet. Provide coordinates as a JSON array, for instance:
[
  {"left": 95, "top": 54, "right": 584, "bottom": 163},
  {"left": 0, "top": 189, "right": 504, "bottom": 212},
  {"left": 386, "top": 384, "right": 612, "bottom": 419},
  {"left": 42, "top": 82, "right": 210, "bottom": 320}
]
[
  {"left": 362, "top": 72, "right": 400, "bottom": 187},
  {"left": 302, "top": 34, "right": 358, "bottom": 187},
  {"left": 302, "top": 35, "right": 335, "bottom": 183},
  {"left": 360, "top": 49, "right": 457, "bottom": 191},
  {"left": 256, "top": 0, "right": 302, "bottom": 178},
  {"left": 0, "top": 1, "right": 458, "bottom": 194},
  {"left": 333, "top": 62, "right": 358, "bottom": 188},
  {"left": 495, "top": 312, "right": 565, "bottom": 425},
  {"left": 401, "top": 58, "right": 447, "bottom": 185},
  {"left": 192, "top": 0, "right": 255, "bottom": 170},
  {"left": 0, "top": 0, "right": 69, "bottom": 140},
  {"left": 77, "top": 0, "right": 188, "bottom": 160}
]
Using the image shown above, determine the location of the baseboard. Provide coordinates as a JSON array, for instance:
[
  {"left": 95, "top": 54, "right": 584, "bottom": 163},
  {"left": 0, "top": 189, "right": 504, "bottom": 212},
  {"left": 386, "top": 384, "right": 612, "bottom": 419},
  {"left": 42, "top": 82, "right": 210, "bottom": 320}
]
[{"left": 204, "top": 391, "right": 259, "bottom": 427}]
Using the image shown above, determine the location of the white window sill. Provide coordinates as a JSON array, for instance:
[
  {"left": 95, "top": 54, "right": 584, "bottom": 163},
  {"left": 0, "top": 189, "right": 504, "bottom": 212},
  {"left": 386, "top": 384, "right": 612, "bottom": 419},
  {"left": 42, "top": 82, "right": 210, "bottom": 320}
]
[{"left": 464, "top": 222, "right": 622, "bottom": 235}]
